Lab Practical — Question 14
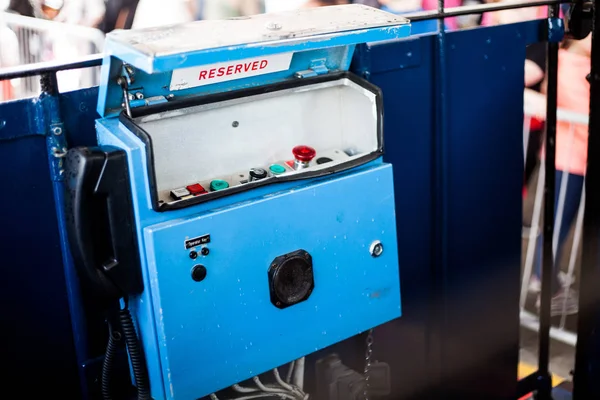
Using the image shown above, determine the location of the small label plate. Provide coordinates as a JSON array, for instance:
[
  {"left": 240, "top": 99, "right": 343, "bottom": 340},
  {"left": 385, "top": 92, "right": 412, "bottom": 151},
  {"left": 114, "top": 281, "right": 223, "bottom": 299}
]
[
  {"left": 185, "top": 234, "right": 211, "bottom": 249},
  {"left": 170, "top": 53, "right": 293, "bottom": 90}
]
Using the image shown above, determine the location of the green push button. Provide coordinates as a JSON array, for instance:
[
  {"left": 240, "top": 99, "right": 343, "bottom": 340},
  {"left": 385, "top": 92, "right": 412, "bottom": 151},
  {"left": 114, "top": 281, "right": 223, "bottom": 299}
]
[
  {"left": 269, "top": 164, "right": 286, "bottom": 175},
  {"left": 210, "top": 179, "right": 229, "bottom": 191}
]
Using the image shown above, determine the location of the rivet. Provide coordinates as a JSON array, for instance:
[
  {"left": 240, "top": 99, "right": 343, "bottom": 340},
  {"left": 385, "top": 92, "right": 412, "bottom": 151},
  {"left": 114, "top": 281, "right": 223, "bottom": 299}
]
[
  {"left": 266, "top": 21, "right": 282, "bottom": 31},
  {"left": 369, "top": 240, "right": 384, "bottom": 258}
]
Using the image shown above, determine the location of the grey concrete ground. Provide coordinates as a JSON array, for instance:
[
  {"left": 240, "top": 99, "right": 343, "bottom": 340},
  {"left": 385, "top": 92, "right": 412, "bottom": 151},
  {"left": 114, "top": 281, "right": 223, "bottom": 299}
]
[{"left": 519, "top": 327, "right": 575, "bottom": 381}]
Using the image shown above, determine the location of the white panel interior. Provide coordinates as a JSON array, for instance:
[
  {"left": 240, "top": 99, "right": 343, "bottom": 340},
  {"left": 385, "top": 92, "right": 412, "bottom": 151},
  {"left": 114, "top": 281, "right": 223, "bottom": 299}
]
[{"left": 133, "top": 78, "right": 378, "bottom": 195}]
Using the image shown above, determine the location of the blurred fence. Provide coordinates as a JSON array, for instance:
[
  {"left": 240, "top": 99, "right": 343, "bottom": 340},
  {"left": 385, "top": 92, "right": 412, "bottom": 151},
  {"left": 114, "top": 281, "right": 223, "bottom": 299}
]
[
  {"left": 520, "top": 105, "right": 589, "bottom": 347},
  {"left": 0, "top": 12, "right": 104, "bottom": 101}
]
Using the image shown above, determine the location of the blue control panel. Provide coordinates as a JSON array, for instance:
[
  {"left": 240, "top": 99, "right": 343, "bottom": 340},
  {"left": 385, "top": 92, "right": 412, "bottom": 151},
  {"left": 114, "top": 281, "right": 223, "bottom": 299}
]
[
  {"left": 92, "top": 5, "right": 409, "bottom": 399},
  {"left": 143, "top": 164, "right": 399, "bottom": 398}
]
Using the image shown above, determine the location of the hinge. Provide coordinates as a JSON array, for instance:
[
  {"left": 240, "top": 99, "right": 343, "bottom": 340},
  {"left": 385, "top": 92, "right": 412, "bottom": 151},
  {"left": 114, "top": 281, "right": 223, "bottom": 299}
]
[
  {"left": 47, "top": 122, "right": 67, "bottom": 181},
  {"left": 129, "top": 95, "right": 169, "bottom": 109},
  {"left": 119, "top": 84, "right": 171, "bottom": 114},
  {"left": 295, "top": 59, "right": 329, "bottom": 79},
  {"left": 117, "top": 63, "right": 137, "bottom": 117}
]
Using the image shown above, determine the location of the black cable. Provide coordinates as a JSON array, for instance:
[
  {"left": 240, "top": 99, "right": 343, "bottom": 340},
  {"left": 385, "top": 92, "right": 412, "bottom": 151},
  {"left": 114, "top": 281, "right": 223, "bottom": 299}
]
[
  {"left": 102, "top": 324, "right": 122, "bottom": 400},
  {"left": 120, "top": 307, "right": 151, "bottom": 400}
]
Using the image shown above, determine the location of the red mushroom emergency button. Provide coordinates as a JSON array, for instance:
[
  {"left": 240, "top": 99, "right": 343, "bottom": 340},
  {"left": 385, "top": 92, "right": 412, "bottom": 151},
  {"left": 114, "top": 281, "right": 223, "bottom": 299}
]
[{"left": 292, "top": 145, "right": 316, "bottom": 170}]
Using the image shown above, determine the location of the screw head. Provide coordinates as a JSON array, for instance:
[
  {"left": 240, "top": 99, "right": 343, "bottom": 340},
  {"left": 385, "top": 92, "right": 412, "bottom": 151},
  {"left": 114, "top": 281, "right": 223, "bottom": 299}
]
[
  {"left": 266, "top": 21, "right": 282, "bottom": 31},
  {"left": 369, "top": 240, "right": 384, "bottom": 258},
  {"left": 52, "top": 127, "right": 62, "bottom": 136}
]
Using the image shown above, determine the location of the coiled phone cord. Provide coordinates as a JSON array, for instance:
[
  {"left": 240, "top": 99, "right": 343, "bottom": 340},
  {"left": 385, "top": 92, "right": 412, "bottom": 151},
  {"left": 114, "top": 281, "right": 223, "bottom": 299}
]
[
  {"left": 101, "top": 324, "right": 120, "bottom": 400},
  {"left": 102, "top": 303, "right": 151, "bottom": 400}
]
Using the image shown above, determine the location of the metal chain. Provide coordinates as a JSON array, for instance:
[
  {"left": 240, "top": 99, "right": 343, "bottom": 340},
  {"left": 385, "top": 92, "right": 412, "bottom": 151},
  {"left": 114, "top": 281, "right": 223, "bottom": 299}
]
[{"left": 363, "top": 329, "right": 374, "bottom": 400}]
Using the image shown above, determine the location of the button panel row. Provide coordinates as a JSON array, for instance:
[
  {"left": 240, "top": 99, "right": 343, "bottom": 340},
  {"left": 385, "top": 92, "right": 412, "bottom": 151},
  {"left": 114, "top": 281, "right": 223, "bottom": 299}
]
[{"left": 167, "top": 147, "right": 350, "bottom": 202}]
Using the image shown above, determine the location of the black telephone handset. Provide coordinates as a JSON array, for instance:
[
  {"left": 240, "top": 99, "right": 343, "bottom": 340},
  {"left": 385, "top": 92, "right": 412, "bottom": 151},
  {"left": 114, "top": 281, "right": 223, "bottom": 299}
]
[{"left": 64, "top": 146, "right": 143, "bottom": 302}]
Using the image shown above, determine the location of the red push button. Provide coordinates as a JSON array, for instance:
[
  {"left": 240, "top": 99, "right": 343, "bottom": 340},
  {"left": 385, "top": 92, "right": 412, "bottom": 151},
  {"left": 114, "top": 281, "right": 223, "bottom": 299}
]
[
  {"left": 292, "top": 145, "right": 316, "bottom": 162},
  {"left": 186, "top": 183, "right": 207, "bottom": 195}
]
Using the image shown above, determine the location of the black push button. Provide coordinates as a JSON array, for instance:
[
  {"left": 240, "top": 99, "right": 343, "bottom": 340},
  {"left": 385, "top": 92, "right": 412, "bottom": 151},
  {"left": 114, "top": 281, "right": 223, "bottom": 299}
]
[
  {"left": 191, "top": 265, "right": 207, "bottom": 282},
  {"left": 316, "top": 157, "right": 333, "bottom": 165},
  {"left": 249, "top": 168, "right": 268, "bottom": 181}
]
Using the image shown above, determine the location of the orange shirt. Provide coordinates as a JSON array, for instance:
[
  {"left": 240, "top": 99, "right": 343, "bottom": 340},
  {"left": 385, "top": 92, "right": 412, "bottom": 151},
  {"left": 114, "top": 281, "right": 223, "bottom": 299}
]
[{"left": 555, "top": 49, "right": 590, "bottom": 176}]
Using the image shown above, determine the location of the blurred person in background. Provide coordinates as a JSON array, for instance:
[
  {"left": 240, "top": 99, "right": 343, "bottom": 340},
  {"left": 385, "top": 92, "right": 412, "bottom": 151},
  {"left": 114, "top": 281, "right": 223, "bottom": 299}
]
[
  {"left": 523, "top": 40, "right": 547, "bottom": 189},
  {"left": 420, "top": 0, "right": 461, "bottom": 30},
  {"left": 7, "top": 0, "right": 63, "bottom": 19},
  {"left": 527, "top": 34, "right": 592, "bottom": 316},
  {"left": 303, "top": 0, "right": 348, "bottom": 6},
  {"left": 5, "top": 0, "right": 64, "bottom": 65},
  {"left": 0, "top": 6, "right": 19, "bottom": 99},
  {"left": 357, "top": 0, "right": 441, "bottom": 34},
  {"left": 352, "top": 0, "right": 380, "bottom": 6},
  {"left": 57, "top": 0, "right": 105, "bottom": 28},
  {"left": 101, "top": 0, "right": 139, "bottom": 32},
  {"left": 194, "top": 0, "right": 263, "bottom": 19},
  {"left": 480, "top": 0, "right": 550, "bottom": 26},
  {"left": 131, "top": 0, "right": 193, "bottom": 28},
  {"left": 0, "top": 2, "right": 19, "bottom": 68}
]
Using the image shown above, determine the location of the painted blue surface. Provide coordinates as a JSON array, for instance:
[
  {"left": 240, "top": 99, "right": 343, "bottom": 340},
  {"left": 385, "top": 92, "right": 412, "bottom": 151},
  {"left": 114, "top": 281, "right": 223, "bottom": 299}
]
[
  {"left": 0, "top": 96, "right": 82, "bottom": 397},
  {"left": 97, "top": 109, "right": 401, "bottom": 399},
  {"left": 144, "top": 164, "right": 400, "bottom": 399},
  {"left": 0, "top": 17, "right": 580, "bottom": 400},
  {"left": 95, "top": 21, "right": 406, "bottom": 398},
  {"left": 351, "top": 19, "right": 562, "bottom": 399}
]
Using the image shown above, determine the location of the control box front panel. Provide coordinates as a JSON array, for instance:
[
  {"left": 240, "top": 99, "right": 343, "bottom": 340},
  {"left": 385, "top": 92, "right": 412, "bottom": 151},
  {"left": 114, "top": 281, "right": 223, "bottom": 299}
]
[{"left": 142, "top": 163, "right": 400, "bottom": 399}]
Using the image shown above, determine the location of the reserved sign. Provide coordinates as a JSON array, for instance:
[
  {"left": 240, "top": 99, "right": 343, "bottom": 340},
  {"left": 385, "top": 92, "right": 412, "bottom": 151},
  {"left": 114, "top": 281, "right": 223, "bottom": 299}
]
[{"left": 170, "top": 53, "right": 294, "bottom": 90}]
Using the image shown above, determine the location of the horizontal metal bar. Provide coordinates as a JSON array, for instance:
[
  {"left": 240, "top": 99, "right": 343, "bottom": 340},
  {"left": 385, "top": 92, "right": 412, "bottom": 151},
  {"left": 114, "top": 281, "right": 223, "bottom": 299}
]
[
  {"left": 0, "top": 54, "right": 103, "bottom": 81},
  {"left": 520, "top": 310, "right": 578, "bottom": 346},
  {"left": 407, "top": 0, "right": 570, "bottom": 21},
  {"left": 1, "top": 12, "right": 105, "bottom": 50}
]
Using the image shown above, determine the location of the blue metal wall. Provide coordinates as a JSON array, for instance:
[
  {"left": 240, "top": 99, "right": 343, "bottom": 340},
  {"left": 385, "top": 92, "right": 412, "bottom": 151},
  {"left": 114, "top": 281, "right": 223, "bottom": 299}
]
[
  {"left": 350, "top": 21, "right": 535, "bottom": 399},
  {"left": 0, "top": 20, "right": 554, "bottom": 399}
]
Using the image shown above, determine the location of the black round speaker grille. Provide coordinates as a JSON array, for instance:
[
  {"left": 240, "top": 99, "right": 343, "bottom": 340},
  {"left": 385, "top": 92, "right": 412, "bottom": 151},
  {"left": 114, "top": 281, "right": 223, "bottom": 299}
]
[{"left": 273, "top": 257, "right": 312, "bottom": 305}]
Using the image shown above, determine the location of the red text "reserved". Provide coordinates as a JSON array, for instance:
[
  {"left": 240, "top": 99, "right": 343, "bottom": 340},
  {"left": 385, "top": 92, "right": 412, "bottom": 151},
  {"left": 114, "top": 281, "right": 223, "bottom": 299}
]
[{"left": 199, "top": 60, "right": 269, "bottom": 80}]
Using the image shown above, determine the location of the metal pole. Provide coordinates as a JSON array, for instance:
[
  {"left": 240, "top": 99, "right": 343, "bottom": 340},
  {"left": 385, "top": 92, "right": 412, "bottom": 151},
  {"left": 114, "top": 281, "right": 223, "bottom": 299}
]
[
  {"left": 573, "top": 0, "right": 600, "bottom": 397},
  {"left": 536, "top": 4, "right": 560, "bottom": 399},
  {"left": 432, "top": 0, "right": 449, "bottom": 395}
]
